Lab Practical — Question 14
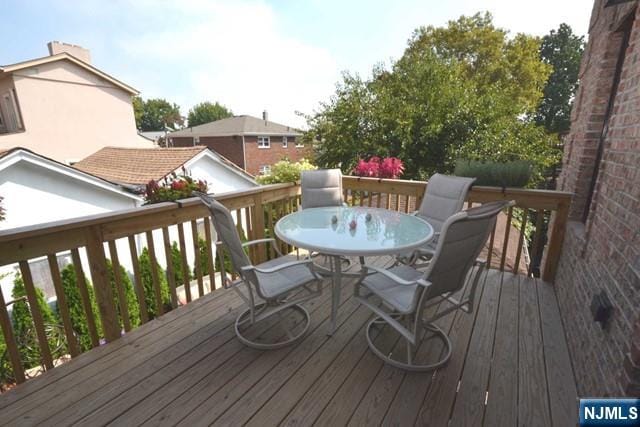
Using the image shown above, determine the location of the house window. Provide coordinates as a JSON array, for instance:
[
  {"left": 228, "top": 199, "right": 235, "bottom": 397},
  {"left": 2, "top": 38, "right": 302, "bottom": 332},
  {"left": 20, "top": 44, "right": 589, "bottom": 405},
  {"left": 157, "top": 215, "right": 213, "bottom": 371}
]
[
  {"left": 194, "top": 136, "right": 200, "bottom": 145},
  {"left": 282, "top": 136, "right": 288, "bottom": 148},
  {"left": 258, "top": 136, "right": 270, "bottom": 148},
  {"left": 259, "top": 165, "right": 271, "bottom": 175}
]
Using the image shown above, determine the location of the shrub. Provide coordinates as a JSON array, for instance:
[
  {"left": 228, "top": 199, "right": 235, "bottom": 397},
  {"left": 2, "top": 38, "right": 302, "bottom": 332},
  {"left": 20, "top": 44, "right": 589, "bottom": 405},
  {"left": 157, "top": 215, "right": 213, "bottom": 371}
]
[
  {"left": 353, "top": 157, "right": 405, "bottom": 179},
  {"left": 256, "top": 159, "right": 316, "bottom": 184},
  {"left": 11, "top": 274, "right": 64, "bottom": 368},
  {"left": 60, "top": 264, "right": 100, "bottom": 351},
  {"left": 194, "top": 238, "right": 210, "bottom": 277},
  {"left": 454, "top": 159, "right": 531, "bottom": 188},
  {"left": 171, "top": 242, "right": 192, "bottom": 285},
  {"left": 138, "top": 248, "right": 171, "bottom": 318},
  {"left": 105, "top": 260, "right": 140, "bottom": 329}
]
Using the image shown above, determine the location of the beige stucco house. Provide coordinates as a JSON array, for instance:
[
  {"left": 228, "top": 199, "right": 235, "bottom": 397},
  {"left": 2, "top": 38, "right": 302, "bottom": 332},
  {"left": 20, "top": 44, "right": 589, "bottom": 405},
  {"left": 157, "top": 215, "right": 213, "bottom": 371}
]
[{"left": 0, "top": 42, "right": 152, "bottom": 164}]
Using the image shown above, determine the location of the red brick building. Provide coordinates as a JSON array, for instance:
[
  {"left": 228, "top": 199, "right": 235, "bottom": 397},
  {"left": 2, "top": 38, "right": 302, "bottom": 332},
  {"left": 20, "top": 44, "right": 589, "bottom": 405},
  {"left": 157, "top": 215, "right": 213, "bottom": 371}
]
[
  {"left": 168, "top": 113, "right": 310, "bottom": 176},
  {"left": 555, "top": 0, "right": 640, "bottom": 397}
]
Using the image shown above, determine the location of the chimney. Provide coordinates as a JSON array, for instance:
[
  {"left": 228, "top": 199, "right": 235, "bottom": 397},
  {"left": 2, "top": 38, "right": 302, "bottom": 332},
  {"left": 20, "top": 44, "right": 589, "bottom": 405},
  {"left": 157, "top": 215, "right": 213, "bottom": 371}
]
[
  {"left": 47, "top": 41, "right": 91, "bottom": 64},
  {"left": 262, "top": 110, "right": 268, "bottom": 122}
]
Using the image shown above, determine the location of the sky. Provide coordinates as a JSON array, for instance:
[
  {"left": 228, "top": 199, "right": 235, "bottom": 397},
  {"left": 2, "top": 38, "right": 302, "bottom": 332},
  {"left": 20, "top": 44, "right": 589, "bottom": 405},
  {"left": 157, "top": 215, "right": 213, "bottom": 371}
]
[{"left": 0, "top": 0, "right": 592, "bottom": 129}]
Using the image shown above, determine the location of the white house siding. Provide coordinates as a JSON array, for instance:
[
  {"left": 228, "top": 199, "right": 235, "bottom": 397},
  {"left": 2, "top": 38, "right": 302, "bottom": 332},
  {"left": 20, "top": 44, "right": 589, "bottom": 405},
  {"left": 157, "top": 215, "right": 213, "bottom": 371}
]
[{"left": 184, "top": 154, "right": 255, "bottom": 194}]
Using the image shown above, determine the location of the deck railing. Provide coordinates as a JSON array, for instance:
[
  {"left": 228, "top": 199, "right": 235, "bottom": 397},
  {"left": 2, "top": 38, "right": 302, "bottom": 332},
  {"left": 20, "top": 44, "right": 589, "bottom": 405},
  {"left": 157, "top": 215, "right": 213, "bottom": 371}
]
[{"left": 0, "top": 177, "right": 571, "bottom": 390}]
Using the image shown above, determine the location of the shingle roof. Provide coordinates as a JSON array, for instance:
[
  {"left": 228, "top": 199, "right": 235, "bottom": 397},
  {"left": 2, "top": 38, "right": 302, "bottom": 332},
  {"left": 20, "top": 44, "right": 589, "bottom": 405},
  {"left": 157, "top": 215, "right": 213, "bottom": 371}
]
[
  {"left": 74, "top": 146, "right": 209, "bottom": 185},
  {"left": 169, "top": 115, "right": 302, "bottom": 138}
]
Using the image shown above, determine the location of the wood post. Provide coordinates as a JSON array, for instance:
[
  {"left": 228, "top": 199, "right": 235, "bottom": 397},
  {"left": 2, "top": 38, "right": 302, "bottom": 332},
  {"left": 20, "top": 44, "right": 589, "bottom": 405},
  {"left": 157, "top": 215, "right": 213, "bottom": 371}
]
[
  {"left": 85, "top": 226, "right": 120, "bottom": 342},
  {"left": 542, "top": 200, "right": 570, "bottom": 283}
]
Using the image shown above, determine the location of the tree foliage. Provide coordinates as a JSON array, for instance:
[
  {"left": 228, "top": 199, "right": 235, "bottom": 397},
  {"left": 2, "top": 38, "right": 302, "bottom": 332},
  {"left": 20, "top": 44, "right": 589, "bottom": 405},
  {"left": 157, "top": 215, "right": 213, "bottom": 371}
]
[
  {"left": 171, "top": 241, "right": 192, "bottom": 285},
  {"left": 535, "top": 23, "right": 585, "bottom": 134},
  {"left": 11, "top": 274, "right": 63, "bottom": 368},
  {"left": 138, "top": 248, "right": 171, "bottom": 319},
  {"left": 60, "top": 264, "right": 100, "bottom": 351},
  {"left": 303, "top": 13, "right": 559, "bottom": 183},
  {"left": 105, "top": 260, "right": 140, "bottom": 330},
  {"left": 187, "top": 102, "right": 233, "bottom": 127},
  {"left": 133, "top": 97, "right": 183, "bottom": 131}
]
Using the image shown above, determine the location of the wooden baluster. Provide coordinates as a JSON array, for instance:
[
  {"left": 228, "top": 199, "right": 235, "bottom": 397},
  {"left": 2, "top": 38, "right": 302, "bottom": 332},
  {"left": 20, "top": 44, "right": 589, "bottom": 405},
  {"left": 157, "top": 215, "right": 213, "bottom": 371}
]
[
  {"left": 404, "top": 195, "right": 410, "bottom": 213},
  {"left": 190, "top": 221, "right": 204, "bottom": 298},
  {"left": 359, "top": 191, "right": 365, "bottom": 207},
  {"left": 266, "top": 203, "right": 275, "bottom": 259},
  {"left": 107, "top": 241, "right": 131, "bottom": 332},
  {"left": 513, "top": 209, "right": 529, "bottom": 275},
  {"left": 128, "top": 236, "right": 150, "bottom": 323},
  {"left": 47, "top": 255, "right": 81, "bottom": 356},
  {"left": 386, "top": 193, "right": 391, "bottom": 210},
  {"left": 376, "top": 192, "right": 382, "bottom": 208},
  {"left": 203, "top": 218, "right": 217, "bottom": 291},
  {"left": 529, "top": 209, "right": 545, "bottom": 277},
  {"left": 71, "top": 248, "right": 100, "bottom": 347},
  {"left": 367, "top": 192, "right": 374, "bottom": 207},
  {"left": 395, "top": 194, "right": 400, "bottom": 212},
  {"left": 253, "top": 192, "right": 266, "bottom": 263},
  {"left": 500, "top": 206, "right": 514, "bottom": 271},
  {"left": 244, "top": 207, "right": 254, "bottom": 261},
  {"left": 0, "top": 286, "right": 25, "bottom": 383},
  {"left": 486, "top": 220, "right": 497, "bottom": 269},
  {"left": 343, "top": 189, "right": 349, "bottom": 206},
  {"left": 145, "top": 231, "right": 164, "bottom": 314},
  {"left": 161, "top": 227, "right": 179, "bottom": 307},
  {"left": 177, "top": 223, "right": 192, "bottom": 303},
  {"left": 18, "top": 261, "right": 54, "bottom": 369},
  {"left": 216, "top": 242, "right": 228, "bottom": 287}
]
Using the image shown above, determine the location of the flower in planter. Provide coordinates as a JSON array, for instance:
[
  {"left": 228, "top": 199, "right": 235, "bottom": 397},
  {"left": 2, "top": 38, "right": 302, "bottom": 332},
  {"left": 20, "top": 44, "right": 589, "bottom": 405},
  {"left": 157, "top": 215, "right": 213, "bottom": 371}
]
[
  {"left": 145, "top": 175, "right": 208, "bottom": 204},
  {"left": 353, "top": 156, "right": 404, "bottom": 179}
]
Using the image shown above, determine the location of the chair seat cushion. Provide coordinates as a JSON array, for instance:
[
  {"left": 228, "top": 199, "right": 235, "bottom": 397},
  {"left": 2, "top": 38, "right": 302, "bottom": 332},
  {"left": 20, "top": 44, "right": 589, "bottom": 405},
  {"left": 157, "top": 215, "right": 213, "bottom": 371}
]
[
  {"left": 362, "top": 264, "right": 423, "bottom": 313},
  {"left": 255, "top": 255, "right": 316, "bottom": 299}
]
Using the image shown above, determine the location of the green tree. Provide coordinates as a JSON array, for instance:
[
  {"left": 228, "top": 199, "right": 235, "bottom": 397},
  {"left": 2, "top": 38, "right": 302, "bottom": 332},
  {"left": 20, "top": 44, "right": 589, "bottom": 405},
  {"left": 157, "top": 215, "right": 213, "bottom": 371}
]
[
  {"left": 535, "top": 23, "right": 585, "bottom": 133},
  {"left": 138, "top": 248, "right": 171, "bottom": 319},
  {"left": 105, "top": 260, "right": 140, "bottom": 330},
  {"left": 60, "top": 264, "right": 100, "bottom": 351},
  {"left": 187, "top": 102, "right": 233, "bottom": 127},
  {"left": 304, "top": 13, "right": 559, "bottom": 183},
  {"left": 11, "top": 274, "right": 63, "bottom": 368},
  {"left": 171, "top": 242, "right": 192, "bottom": 285},
  {"left": 135, "top": 98, "right": 183, "bottom": 131}
]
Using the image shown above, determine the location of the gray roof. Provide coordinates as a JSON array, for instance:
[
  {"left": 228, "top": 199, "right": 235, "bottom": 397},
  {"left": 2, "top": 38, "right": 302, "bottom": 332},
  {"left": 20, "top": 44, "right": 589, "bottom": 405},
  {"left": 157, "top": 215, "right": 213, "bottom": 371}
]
[{"left": 169, "top": 115, "right": 302, "bottom": 138}]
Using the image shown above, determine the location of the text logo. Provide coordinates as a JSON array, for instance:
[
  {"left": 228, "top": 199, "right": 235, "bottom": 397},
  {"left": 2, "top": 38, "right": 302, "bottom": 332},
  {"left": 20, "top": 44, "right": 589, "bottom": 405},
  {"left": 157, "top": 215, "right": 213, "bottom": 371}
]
[{"left": 580, "top": 399, "right": 639, "bottom": 426}]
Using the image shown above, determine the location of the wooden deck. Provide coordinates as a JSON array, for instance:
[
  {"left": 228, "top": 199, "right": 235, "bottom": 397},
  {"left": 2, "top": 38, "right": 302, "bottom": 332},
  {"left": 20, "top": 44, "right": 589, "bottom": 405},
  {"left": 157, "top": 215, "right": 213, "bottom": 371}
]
[{"left": 0, "top": 257, "right": 577, "bottom": 426}]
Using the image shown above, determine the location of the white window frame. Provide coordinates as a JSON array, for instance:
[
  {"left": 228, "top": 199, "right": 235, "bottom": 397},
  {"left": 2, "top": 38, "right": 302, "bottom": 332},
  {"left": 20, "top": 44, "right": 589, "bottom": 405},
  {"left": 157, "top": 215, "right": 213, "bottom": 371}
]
[
  {"left": 259, "top": 164, "right": 271, "bottom": 175},
  {"left": 257, "top": 136, "right": 270, "bottom": 148},
  {"left": 194, "top": 136, "right": 200, "bottom": 145},
  {"left": 282, "top": 136, "right": 288, "bottom": 148}
]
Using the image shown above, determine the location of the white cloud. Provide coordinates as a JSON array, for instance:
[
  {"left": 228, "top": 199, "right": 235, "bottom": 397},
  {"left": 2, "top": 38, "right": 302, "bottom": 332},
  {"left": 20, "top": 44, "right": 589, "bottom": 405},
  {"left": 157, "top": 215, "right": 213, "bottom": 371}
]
[{"left": 119, "top": 0, "right": 339, "bottom": 128}]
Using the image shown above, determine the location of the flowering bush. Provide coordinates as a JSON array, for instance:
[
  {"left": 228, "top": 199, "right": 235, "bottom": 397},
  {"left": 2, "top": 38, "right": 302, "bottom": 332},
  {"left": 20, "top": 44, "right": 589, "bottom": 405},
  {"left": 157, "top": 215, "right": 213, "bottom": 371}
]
[
  {"left": 144, "top": 175, "right": 208, "bottom": 204},
  {"left": 353, "top": 156, "right": 404, "bottom": 179},
  {"left": 256, "top": 158, "right": 316, "bottom": 184}
]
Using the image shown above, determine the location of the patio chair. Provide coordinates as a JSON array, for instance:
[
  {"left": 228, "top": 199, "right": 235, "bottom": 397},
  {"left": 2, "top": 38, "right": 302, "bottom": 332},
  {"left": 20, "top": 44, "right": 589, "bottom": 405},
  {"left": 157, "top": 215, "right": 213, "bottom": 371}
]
[
  {"left": 300, "top": 168, "right": 355, "bottom": 269},
  {"left": 300, "top": 168, "right": 345, "bottom": 209},
  {"left": 399, "top": 173, "right": 476, "bottom": 265},
  {"left": 197, "top": 194, "right": 323, "bottom": 350},
  {"left": 355, "top": 200, "right": 513, "bottom": 371}
]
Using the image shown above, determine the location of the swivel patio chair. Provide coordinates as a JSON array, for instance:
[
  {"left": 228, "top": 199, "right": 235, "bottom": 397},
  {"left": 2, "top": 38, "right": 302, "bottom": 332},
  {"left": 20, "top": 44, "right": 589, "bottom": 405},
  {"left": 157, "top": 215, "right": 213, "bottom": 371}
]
[
  {"left": 197, "top": 194, "right": 323, "bottom": 350},
  {"left": 355, "top": 200, "right": 513, "bottom": 371},
  {"left": 398, "top": 173, "right": 475, "bottom": 265},
  {"left": 300, "top": 168, "right": 355, "bottom": 270}
]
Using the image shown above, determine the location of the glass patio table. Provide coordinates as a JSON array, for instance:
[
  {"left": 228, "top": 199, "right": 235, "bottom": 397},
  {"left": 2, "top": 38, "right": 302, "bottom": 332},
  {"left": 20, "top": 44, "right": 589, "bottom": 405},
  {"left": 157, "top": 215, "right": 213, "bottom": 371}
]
[{"left": 275, "top": 206, "right": 434, "bottom": 335}]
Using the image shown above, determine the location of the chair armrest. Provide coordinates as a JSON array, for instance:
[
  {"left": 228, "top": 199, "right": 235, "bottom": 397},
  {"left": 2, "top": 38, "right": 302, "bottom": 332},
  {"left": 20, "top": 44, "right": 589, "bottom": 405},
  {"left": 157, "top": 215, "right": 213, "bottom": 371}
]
[
  {"left": 241, "top": 258, "right": 315, "bottom": 275},
  {"left": 242, "top": 238, "right": 283, "bottom": 257},
  {"left": 361, "top": 264, "right": 429, "bottom": 287}
]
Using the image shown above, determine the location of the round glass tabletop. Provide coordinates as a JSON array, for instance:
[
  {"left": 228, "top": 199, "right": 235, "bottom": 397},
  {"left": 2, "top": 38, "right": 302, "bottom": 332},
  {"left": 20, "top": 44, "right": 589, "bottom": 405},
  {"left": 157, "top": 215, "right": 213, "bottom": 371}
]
[{"left": 275, "top": 207, "right": 434, "bottom": 256}]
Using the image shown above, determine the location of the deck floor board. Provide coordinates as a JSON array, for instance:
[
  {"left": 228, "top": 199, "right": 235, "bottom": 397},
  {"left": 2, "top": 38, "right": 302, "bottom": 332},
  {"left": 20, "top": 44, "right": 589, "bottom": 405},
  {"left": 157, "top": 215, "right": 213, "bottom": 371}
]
[{"left": 0, "top": 259, "right": 577, "bottom": 426}]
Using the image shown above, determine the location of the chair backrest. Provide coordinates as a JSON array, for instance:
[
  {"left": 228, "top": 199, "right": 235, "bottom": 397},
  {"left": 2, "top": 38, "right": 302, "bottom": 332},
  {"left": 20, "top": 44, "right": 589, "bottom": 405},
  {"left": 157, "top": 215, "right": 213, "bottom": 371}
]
[
  {"left": 301, "top": 169, "right": 343, "bottom": 209},
  {"left": 422, "top": 200, "right": 513, "bottom": 299},
  {"left": 196, "top": 194, "right": 251, "bottom": 275},
  {"left": 417, "top": 174, "right": 476, "bottom": 233}
]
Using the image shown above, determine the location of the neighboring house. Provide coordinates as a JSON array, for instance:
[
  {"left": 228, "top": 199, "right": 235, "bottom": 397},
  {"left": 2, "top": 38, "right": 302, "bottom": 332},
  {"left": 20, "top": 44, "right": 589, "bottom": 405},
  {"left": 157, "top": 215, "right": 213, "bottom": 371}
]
[
  {"left": 555, "top": 0, "right": 640, "bottom": 397},
  {"left": 0, "top": 41, "right": 153, "bottom": 164},
  {"left": 73, "top": 146, "right": 256, "bottom": 193},
  {"left": 168, "top": 112, "right": 309, "bottom": 176},
  {"left": 138, "top": 131, "right": 166, "bottom": 145},
  {"left": 0, "top": 146, "right": 143, "bottom": 300}
]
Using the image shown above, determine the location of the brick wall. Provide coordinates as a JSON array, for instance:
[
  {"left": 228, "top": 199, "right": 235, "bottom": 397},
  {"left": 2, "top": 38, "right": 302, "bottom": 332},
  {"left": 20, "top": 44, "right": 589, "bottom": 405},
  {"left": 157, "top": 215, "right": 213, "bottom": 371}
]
[
  {"left": 244, "top": 135, "right": 312, "bottom": 176},
  {"left": 555, "top": 0, "right": 640, "bottom": 397}
]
